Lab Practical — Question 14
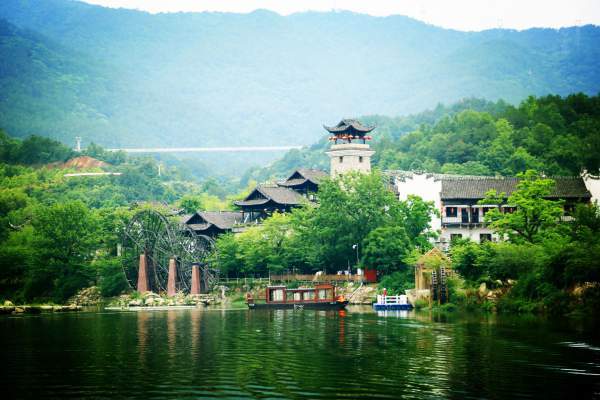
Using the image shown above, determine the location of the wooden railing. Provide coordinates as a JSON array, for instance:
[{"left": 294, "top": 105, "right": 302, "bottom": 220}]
[
  {"left": 218, "top": 274, "right": 365, "bottom": 285},
  {"left": 376, "top": 295, "right": 409, "bottom": 305},
  {"left": 270, "top": 274, "right": 363, "bottom": 282},
  {"left": 217, "top": 277, "right": 270, "bottom": 285}
]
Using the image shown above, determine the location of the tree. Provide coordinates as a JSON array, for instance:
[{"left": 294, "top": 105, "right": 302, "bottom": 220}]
[
  {"left": 214, "top": 233, "right": 241, "bottom": 277},
  {"left": 481, "top": 170, "right": 564, "bottom": 243},
  {"left": 179, "top": 195, "right": 204, "bottom": 214},
  {"left": 441, "top": 161, "right": 491, "bottom": 176},
  {"left": 397, "top": 195, "right": 437, "bottom": 248},
  {"left": 297, "top": 171, "right": 417, "bottom": 271},
  {"left": 450, "top": 239, "right": 486, "bottom": 282},
  {"left": 361, "top": 225, "right": 412, "bottom": 274},
  {"left": 25, "top": 201, "right": 99, "bottom": 301}
]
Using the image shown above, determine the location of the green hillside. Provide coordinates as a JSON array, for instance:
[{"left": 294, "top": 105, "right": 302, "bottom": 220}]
[
  {"left": 0, "top": 0, "right": 599, "bottom": 153},
  {"left": 248, "top": 94, "right": 600, "bottom": 182}
]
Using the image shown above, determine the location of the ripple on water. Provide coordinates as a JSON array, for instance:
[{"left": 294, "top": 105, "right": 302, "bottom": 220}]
[{"left": 1, "top": 309, "right": 599, "bottom": 399}]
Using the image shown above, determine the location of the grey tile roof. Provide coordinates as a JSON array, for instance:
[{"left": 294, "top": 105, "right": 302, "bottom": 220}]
[
  {"left": 234, "top": 198, "right": 270, "bottom": 207},
  {"left": 279, "top": 178, "right": 306, "bottom": 187},
  {"left": 297, "top": 168, "right": 328, "bottom": 184},
  {"left": 187, "top": 223, "right": 211, "bottom": 231},
  {"left": 279, "top": 169, "right": 328, "bottom": 187},
  {"left": 441, "top": 176, "right": 591, "bottom": 200},
  {"left": 184, "top": 211, "right": 243, "bottom": 230},
  {"left": 199, "top": 211, "right": 244, "bottom": 230},
  {"left": 258, "top": 185, "right": 305, "bottom": 205},
  {"left": 235, "top": 185, "right": 305, "bottom": 207},
  {"left": 386, "top": 170, "right": 592, "bottom": 200}
]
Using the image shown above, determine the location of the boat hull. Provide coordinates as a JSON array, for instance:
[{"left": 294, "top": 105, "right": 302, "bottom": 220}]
[
  {"left": 373, "top": 304, "right": 413, "bottom": 311},
  {"left": 248, "top": 301, "right": 348, "bottom": 310}
]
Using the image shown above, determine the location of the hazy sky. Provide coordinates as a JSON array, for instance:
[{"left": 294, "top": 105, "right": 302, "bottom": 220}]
[{"left": 82, "top": 0, "right": 600, "bottom": 31}]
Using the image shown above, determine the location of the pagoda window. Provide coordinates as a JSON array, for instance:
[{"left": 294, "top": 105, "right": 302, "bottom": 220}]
[
  {"left": 445, "top": 207, "right": 458, "bottom": 217},
  {"left": 339, "top": 156, "right": 343, "bottom": 163},
  {"left": 359, "top": 156, "right": 363, "bottom": 163}
]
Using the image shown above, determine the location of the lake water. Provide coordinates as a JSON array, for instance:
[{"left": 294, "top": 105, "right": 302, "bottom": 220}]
[{"left": 1, "top": 307, "right": 599, "bottom": 399}]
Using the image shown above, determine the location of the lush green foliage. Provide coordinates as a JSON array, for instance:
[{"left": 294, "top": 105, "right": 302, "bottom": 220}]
[
  {"left": 214, "top": 171, "right": 435, "bottom": 278},
  {"left": 481, "top": 170, "right": 565, "bottom": 243},
  {"left": 378, "top": 269, "right": 415, "bottom": 295},
  {"left": 255, "top": 94, "right": 600, "bottom": 181},
  {"left": 451, "top": 174, "right": 600, "bottom": 315},
  {"left": 0, "top": 130, "right": 75, "bottom": 165},
  {"left": 0, "top": 133, "right": 245, "bottom": 302},
  {"left": 1, "top": 0, "right": 599, "bottom": 162}
]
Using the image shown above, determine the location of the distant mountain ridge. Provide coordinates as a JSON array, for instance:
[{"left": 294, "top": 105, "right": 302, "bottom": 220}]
[{"left": 0, "top": 0, "right": 599, "bottom": 149}]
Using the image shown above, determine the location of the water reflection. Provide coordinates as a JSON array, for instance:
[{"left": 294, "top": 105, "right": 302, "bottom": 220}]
[
  {"left": 376, "top": 310, "right": 409, "bottom": 318},
  {"left": 190, "top": 310, "right": 201, "bottom": 359},
  {"left": 137, "top": 311, "right": 149, "bottom": 367},
  {"left": 1, "top": 308, "right": 599, "bottom": 399}
]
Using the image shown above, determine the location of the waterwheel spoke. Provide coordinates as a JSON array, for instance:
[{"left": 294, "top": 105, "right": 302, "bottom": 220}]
[{"left": 121, "top": 209, "right": 217, "bottom": 294}]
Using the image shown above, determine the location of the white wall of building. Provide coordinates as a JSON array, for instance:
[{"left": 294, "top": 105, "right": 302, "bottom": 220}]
[
  {"left": 440, "top": 226, "right": 499, "bottom": 243},
  {"left": 583, "top": 172, "right": 600, "bottom": 204},
  {"left": 326, "top": 143, "right": 374, "bottom": 177},
  {"left": 393, "top": 173, "right": 442, "bottom": 232}
]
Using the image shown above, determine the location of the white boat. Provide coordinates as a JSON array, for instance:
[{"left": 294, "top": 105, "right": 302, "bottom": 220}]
[{"left": 373, "top": 294, "right": 413, "bottom": 310}]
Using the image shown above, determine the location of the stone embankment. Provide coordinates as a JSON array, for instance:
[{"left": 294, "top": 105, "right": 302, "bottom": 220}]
[
  {"left": 339, "top": 282, "right": 378, "bottom": 304},
  {"left": 0, "top": 300, "right": 82, "bottom": 314},
  {"left": 68, "top": 286, "right": 103, "bottom": 306},
  {"left": 108, "top": 291, "right": 218, "bottom": 309}
]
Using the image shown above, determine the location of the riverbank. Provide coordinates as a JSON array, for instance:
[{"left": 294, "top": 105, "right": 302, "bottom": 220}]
[{"left": 0, "top": 301, "right": 82, "bottom": 314}]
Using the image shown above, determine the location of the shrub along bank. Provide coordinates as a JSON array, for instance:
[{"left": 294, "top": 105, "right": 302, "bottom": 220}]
[{"left": 447, "top": 172, "right": 600, "bottom": 316}]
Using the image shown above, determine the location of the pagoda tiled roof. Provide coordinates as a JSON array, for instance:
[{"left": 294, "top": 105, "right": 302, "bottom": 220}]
[
  {"left": 234, "top": 185, "right": 305, "bottom": 207},
  {"left": 279, "top": 169, "right": 328, "bottom": 187},
  {"left": 184, "top": 211, "right": 243, "bottom": 230},
  {"left": 323, "top": 119, "right": 375, "bottom": 135}
]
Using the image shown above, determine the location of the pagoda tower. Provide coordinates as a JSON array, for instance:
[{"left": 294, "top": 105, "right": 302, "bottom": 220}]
[{"left": 324, "top": 119, "right": 375, "bottom": 177}]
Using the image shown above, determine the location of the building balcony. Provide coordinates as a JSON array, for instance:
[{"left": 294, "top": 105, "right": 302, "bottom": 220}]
[
  {"left": 441, "top": 216, "right": 485, "bottom": 227},
  {"left": 441, "top": 216, "right": 463, "bottom": 224}
]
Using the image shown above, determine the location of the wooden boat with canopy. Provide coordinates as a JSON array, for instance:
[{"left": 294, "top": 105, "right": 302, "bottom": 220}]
[{"left": 246, "top": 284, "right": 348, "bottom": 310}]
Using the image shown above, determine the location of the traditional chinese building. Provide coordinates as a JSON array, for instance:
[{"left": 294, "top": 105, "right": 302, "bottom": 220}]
[
  {"left": 324, "top": 119, "right": 375, "bottom": 177},
  {"left": 182, "top": 118, "right": 376, "bottom": 236},
  {"left": 183, "top": 211, "right": 244, "bottom": 237},
  {"left": 278, "top": 168, "right": 328, "bottom": 196},
  {"left": 234, "top": 184, "right": 306, "bottom": 223},
  {"left": 389, "top": 171, "right": 596, "bottom": 248}
]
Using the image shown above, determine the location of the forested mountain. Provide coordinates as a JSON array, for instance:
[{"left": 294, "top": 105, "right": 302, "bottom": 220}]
[
  {"left": 247, "top": 94, "right": 600, "bottom": 182},
  {"left": 1, "top": 0, "right": 600, "bottom": 152}
]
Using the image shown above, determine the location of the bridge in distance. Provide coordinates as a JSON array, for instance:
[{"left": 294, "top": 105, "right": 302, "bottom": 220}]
[{"left": 107, "top": 146, "right": 303, "bottom": 153}]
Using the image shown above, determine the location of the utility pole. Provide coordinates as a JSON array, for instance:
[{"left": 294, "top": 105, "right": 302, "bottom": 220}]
[{"left": 352, "top": 243, "right": 359, "bottom": 271}]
